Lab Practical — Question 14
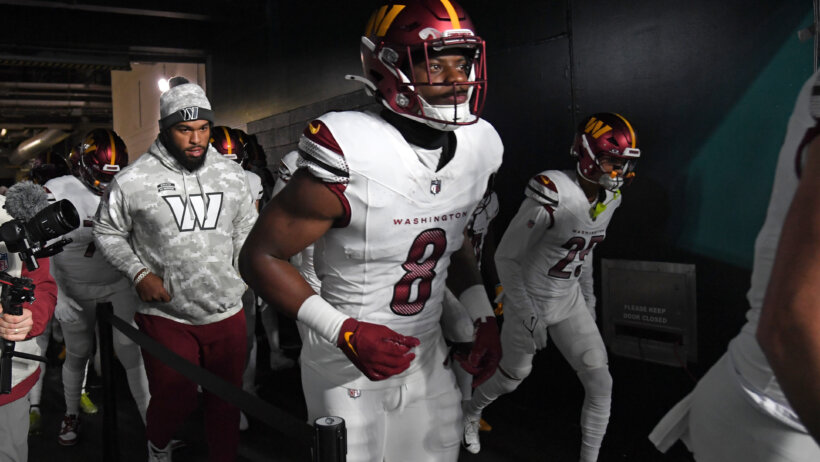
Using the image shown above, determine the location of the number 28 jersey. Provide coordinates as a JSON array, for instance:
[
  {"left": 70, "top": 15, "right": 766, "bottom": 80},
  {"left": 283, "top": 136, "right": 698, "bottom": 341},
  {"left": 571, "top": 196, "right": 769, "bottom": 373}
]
[{"left": 298, "top": 111, "right": 503, "bottom": 387}]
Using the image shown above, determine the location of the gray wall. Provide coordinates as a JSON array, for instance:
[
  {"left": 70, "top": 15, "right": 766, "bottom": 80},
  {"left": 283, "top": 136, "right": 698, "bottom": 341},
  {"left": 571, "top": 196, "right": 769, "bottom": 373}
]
[{"left": 206, "top": 0, "right": 813, "bottom": 364}]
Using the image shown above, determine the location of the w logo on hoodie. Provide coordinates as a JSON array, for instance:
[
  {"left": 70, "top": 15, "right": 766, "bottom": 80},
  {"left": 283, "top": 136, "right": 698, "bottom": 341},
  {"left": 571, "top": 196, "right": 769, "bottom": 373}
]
[{"left": 163, "top": 193, "right": 223, "bottom": 231}]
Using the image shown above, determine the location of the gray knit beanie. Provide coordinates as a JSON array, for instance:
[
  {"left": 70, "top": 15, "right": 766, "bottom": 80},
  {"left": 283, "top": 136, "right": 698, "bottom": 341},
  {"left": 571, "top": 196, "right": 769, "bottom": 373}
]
[{"left": 158, "top": 77, "right": 214, "bottom": 130}]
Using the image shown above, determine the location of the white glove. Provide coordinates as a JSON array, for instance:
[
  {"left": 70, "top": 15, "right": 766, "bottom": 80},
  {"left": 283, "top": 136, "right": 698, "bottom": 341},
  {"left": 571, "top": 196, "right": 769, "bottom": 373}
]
[
  {"left": 54, "top": 292, "right": 85, "bottom": 324},
  {"left": 522, "top": 310, "right": 548, "bottom": 350}
]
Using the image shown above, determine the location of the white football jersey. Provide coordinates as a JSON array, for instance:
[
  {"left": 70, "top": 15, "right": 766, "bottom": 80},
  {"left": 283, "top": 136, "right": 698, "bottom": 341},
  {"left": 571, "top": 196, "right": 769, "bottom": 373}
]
[
  {"left": 244, "top": 170, "right": 264, "bottom": 203},
  {"left": 727, "top": 68, "right": 820, "bottom": 428},
  {"left": 298, "top": 111, "right": 502, "bottom": 388},
  {"left": 44, "top": 175, "right": 124, "bottom": 285},
  {"left": 496, "top": 170, "right": 620, "bottom": 322}
]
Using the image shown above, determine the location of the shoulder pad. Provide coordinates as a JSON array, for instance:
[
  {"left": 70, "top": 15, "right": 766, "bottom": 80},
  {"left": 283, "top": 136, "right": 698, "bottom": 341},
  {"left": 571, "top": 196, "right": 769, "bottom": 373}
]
[
  {"left": 525, "top": 173, "right": 559, "bottom": 206},
  {"left": 298, "top": 117, "right": 350, "bottom": 184},
  {"left": 277, "top": 151, "right": 300, "bottom": 183}
]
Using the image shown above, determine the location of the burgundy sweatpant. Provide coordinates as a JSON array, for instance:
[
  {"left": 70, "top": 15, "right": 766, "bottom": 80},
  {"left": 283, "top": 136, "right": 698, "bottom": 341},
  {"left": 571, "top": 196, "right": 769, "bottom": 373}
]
[{"left": 135, "top": 310, "right": 246, "bottom": 462}]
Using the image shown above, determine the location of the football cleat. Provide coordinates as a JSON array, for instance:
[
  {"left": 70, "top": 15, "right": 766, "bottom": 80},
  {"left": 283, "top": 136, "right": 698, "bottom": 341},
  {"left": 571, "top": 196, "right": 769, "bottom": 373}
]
[
  {"left": 80, "top": 392, "right": 98, "bottom": 414},
  {"left": 148, "top": 440, "right": 173, "bottom": 462},
  {"left": 58, "top": 414, "right": 80, "bottom": 446},
  {"left": 462, "top": 412, "right": 481, "bottom": 454},
  {"left": 479, "top": 417, "right": 492, "bottom": 432},
  {"left": 28, "top": 406, "right": 42, "bottom": 435}
]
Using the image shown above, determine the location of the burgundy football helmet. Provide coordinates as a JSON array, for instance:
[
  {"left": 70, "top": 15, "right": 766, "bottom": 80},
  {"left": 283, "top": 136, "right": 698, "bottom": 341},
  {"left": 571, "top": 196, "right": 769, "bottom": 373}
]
[
  {"left": 210, "top": 126, "right": 247, "bottom": 167},
  {"left": 79, "top": 129, "right": 129, "bottom": 195},
  {"left": 353, "top": 0, "right": 487, "bottom": 130},
  {"left": 243, "top": 132, "right": 267, "bottom": 169},
  {"left": 29, "top": 149, "right": 71, "bottom": 184},
  {"left": 571, "top": 113, "right": 640, "bottom": 191}
]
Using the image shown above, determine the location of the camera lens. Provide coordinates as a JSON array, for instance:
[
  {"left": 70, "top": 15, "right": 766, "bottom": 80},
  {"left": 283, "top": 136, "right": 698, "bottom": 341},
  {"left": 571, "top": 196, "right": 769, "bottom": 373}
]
[{"left": 27, "top": 199, "right": 80, "bottom": 243}]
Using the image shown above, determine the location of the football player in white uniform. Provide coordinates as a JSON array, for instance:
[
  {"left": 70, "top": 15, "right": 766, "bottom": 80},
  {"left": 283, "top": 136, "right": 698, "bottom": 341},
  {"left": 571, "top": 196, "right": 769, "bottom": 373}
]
[
  {"left": 46, "top": 129, "right": 150, "bottom": 446},
  {"left": 25, "top": 149, "right": 73, "bottom": 435},
  {"left": 463, "top": 113, "right": 640, "bottom": 461},
  {"left": 210, "top": 125, "right": 267, "bottom": 432},
  {"left": 239, "top": 1, "right": 502, "bottom": 460},
  {"left": 649, "top": 71, "right": 820, "bottom": 462}
]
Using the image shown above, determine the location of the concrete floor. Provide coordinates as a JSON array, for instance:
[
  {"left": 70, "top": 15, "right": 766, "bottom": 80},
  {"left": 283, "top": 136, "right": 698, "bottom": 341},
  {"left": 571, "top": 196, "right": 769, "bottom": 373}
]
[{"left": 26, "top": 318, "right": 697, "bottom": 462}]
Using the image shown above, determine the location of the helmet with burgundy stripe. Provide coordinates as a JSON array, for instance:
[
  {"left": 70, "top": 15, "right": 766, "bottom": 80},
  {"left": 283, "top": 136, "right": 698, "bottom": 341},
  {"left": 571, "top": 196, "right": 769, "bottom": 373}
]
[
  {"left": 210, "top": 126, "right": 247, "bottom": 167},
  {"left": 353, "top": 0, "right": 487, "bottom": 130},
  {"left": 571, "top": 113, "right": 641, "bottom": 191},
  {"left": 78, "top": 128, "right": 129, "bottom": 195}
]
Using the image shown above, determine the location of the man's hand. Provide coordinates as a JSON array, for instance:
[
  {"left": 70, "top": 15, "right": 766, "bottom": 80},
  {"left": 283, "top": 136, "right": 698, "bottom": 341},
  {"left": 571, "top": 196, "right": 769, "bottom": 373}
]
[
  {"left": 454, "top": 317, "right": 501, "bottom": 388},
  {"left": 54, "top": 295, "right": 85, "bottom": 324},
  {"left": 336, "top": 318, "right": 420, "bottom": 381},
  {"left": 136, "top": 273, "right": 171, "bottom": 303},
  {"left": 0, "top": 307, "right": 34, "bottom": 341}
]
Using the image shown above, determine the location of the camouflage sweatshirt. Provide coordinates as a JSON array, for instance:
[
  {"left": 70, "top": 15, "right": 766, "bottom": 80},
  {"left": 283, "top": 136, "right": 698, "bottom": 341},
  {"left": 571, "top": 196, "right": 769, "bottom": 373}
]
[{"left": 93, "top": 138, "right": 257, "bottom": 325}]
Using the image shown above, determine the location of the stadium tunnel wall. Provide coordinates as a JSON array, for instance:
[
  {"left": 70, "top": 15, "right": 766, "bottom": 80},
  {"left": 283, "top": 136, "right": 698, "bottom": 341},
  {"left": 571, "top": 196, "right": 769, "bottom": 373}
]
[{"left": 202, "top": 0, "right": 812, "bottom": 368}]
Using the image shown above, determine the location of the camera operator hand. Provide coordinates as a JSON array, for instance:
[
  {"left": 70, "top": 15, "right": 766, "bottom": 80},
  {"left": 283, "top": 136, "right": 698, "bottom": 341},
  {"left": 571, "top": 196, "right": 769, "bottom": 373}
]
[
  {"left": 0, "top": 305, "right": 33, "bottom": 341},
  {"left": 135, "top": 272, "right": 172, "bottom": 303}
]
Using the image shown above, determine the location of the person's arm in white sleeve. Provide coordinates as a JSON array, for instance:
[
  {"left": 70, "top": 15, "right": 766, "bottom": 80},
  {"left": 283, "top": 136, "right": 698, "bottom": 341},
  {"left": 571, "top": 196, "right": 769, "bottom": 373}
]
[{"left": 494, "top": 197, "right": 550, "bottom": 319}]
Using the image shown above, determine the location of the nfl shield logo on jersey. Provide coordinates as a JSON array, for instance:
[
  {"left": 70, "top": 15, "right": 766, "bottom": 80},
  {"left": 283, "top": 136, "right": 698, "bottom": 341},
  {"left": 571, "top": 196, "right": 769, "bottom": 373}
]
[
  {"left": 348, "top": 388, "right": 361, "bottom": 399},
  {"left": 430, "top": 179, "right": 442, "bottom": 195},
  {"left": 0, "top": 253, "right": 8, "bottom": 272}
]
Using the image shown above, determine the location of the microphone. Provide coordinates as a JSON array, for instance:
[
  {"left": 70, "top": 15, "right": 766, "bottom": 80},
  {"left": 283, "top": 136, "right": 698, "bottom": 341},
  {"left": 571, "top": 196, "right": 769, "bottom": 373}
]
[{"left": 4, "top": 181, "right": 49, "bottom": 221}]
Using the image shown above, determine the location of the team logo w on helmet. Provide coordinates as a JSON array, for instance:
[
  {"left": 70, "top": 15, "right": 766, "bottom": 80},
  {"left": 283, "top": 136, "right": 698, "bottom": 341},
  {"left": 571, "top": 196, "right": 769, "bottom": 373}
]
[{"left": 430, "top": 178, "right": 442, "bottom": 194}]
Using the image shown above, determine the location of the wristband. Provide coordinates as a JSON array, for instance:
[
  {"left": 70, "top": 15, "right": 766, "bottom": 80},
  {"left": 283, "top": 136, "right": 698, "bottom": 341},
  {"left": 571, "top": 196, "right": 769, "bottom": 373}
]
[
  {"left": 458, "top": 284, "right": 494, "bottom": 322},
  {"left": 134, "top": 268, "right": 150, "bottom": 286},
  {"left": 296, "top": 294, "right": 349, "bottom": 343}
]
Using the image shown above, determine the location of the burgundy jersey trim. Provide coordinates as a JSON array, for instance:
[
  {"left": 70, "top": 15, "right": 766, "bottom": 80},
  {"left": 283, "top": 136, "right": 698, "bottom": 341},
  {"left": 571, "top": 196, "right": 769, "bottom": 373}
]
[
  {"left": 543, "top": 204, "right": 556, "bottom": 229},
  {"left": 325, "top": 183, "right": 351, "bottom": 228},
  {"left": 526, "top": 174, "right": 559, "bottom": 206},
  {"left": 304, "top": 120, "right": 343, "bottom": 156}
]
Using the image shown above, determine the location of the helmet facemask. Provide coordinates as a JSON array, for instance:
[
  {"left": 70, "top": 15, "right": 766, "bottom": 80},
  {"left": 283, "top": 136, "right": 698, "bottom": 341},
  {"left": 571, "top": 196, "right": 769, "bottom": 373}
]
[
  {"left": 574, "top": 134, "right": 639, "bottom": 191},
  {"left": 78, "top": 128, "right": 128, "bottom": 195},
  {"left": 354, "top": 0, "right": 488, "bottom": 131},
  {"left": 79, "top": 154, "right": 120, "bottom": 195},
  {"left": 367, "top": 33, "right": 486, "bottom": 131}
]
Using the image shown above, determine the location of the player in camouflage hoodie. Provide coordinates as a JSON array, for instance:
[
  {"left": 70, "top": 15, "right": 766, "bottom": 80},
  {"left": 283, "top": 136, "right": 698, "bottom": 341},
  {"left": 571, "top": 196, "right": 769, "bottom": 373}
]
[{"left": 93, "top": 77, "right": 257, "bottom": 461}]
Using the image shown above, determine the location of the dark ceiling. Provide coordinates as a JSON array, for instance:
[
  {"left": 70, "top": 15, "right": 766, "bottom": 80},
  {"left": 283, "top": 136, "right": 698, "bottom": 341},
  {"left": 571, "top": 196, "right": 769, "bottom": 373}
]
[{"left": 0, "top": 0, "right": 267, "bottom": 178}]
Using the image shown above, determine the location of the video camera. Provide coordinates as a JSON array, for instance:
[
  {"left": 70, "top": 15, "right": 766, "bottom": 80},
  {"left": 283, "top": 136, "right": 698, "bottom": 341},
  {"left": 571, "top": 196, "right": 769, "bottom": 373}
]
[{"left": 0, "top": 198, "right": 79, "bottom": 393}]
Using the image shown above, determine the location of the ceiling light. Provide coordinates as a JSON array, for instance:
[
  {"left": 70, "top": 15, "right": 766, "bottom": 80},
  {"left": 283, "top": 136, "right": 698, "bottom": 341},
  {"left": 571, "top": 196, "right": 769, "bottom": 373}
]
[{"left": 158, "top": 78, "right": 170, "bottom": 93}]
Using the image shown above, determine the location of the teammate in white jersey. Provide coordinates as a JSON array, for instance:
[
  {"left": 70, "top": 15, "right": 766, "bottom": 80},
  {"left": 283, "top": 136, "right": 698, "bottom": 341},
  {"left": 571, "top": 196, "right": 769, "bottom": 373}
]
[
  {"left": 240, "top": 1, "right": 502, "bottom": 460},
  {"left": 25, "top": 149, "right": 73, "bottom": 436},
  {"left": 46, "top": 129, "right": 150, "bottom": 446},
  {"left": 463, "top": 113, "right": 641, "bottom": 461},
  {"left": 649, "top": 71, "right": 820, "bottom": 462}
]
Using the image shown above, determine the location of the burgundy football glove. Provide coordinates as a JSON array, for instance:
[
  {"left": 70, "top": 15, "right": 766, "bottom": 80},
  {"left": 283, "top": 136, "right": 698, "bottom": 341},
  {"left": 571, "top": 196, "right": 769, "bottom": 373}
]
[
  {"left": 453, "top": 317, "right": 501, "bottom": 388},
  {"left": 336, "top": 318, "right": 420, "bottom": 381}
]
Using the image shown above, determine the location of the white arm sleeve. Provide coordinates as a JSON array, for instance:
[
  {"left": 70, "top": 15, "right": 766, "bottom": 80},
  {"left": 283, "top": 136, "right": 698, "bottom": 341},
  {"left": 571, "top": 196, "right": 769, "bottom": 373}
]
[{"left": 494, "top": 197, "right": 551, "bottom": 318}]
